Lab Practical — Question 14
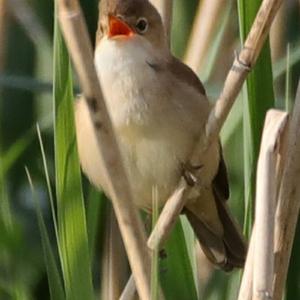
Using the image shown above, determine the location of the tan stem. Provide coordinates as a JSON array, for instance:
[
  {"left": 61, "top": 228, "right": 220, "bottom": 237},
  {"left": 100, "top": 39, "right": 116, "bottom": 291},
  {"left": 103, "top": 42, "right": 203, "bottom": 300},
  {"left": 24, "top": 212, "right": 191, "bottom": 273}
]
[
  {"left": 147, "top": 179, "right": 186, "bottom": 249},
  {"left": 184, "top": 0, "right": 227, "bottom": 73},
  {"left": 238, "top": 226, "right": 255, "bottom": 300},
  {"left": 238, "top": 111, "right": 288, "bottom": 300},
  {"left": 273, "top": 81, "right": 300, "bottom": 300},
  {"left": 101, "top": 207, "right": 128, "bottom": 300},
  {"left": 253, "top": 110, "right": 288, "bottom": 300},
  {"left": 57, "top": 1, "right": 152, "bottom": 299},
  {"left": 119, "top": 275, "right": 136, "bottom": 300}
]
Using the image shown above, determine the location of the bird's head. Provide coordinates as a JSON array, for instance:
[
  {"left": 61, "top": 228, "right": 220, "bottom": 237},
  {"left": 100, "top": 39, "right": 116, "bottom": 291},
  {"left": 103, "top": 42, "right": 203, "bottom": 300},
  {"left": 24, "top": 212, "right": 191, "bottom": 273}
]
[{"left": 97, "top": 0, "right": 168, "bottom": 51}]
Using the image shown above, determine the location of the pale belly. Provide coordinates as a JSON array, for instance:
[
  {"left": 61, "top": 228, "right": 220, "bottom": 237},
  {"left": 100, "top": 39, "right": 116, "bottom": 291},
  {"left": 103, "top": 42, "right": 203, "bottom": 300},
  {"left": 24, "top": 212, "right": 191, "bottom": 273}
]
[
  {"left": 75, "top": 37, "right": 218, "bottom": 211},
  {"left": 75, "top": 96, "right": 198, "bottom": 211},
  {"left": 117, "top": 122, "right": 195, "bottom": 210}
]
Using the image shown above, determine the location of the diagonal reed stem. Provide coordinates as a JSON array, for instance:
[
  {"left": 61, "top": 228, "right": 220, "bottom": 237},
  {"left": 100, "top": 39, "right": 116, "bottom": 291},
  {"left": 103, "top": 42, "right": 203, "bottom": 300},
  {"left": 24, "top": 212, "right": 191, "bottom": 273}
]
[{"left": 56, "top": 1, "right": 152, "bottom": 299}]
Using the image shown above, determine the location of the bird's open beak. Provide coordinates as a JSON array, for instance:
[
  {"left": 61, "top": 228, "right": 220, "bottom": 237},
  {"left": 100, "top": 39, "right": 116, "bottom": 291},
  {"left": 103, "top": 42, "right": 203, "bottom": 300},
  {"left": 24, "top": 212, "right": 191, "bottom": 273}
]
[{"left": 108, "top": 15, "right": 135, "bottom": 38}]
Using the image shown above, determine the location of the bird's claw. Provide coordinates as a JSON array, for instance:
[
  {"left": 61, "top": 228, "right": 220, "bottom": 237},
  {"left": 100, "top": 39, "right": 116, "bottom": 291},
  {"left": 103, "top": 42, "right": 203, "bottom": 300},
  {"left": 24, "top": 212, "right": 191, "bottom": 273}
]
[
  {"left": 159, "top": 249, "right": 167, "bottom": 260},
  {"left": 182, "top": 162, "right": 203, "bottom": 187}
]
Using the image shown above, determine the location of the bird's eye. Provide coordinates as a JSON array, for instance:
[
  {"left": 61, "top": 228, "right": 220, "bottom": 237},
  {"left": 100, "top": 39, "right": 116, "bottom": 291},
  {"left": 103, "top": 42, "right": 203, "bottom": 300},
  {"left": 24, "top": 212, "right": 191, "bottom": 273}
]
[{"left": 135, "top": 17, "right": 148, "bottom": 34}]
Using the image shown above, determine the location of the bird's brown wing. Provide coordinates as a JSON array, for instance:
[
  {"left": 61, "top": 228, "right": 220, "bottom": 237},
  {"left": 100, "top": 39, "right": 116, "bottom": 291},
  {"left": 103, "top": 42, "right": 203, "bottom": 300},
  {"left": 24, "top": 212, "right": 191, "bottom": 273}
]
[
  {"left": 213, "top": 149, "right": 230, "bottom": 201},
  {"left": 168, "top": 56, "right": 206, "bottom": 96},
  {"left": 165, "top": 55, "right": 247, "bottom": 270},
  {"left": 186, "top": 156, "right": 247, "bottom": 271},
  {"left": 212, "top": 152, "right": 247, "bottom": 269},
  {"left": 170, "top": 57, "right": 230, "bottom": 203}
]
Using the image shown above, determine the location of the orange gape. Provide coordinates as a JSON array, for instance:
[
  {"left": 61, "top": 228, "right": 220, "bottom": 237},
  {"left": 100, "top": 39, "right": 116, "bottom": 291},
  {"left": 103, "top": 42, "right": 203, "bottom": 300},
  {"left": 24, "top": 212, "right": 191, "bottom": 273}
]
[{"left": 108, "top": 15, "right": 134, "bottom": 38}]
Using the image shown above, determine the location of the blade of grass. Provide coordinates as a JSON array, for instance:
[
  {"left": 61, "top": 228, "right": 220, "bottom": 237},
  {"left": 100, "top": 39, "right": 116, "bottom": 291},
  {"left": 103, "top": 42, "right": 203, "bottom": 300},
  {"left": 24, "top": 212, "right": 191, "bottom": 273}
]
[
  {"left": 180, "top": 216, "right": 198, "bottom": 296},
  {"left": 1, "top": 116, "right": 53, "bottom": 179},
  {"left": 25, "top": 167, "right": 65, "bottom": 300},
  {"left": 0, "top": 152, "right": 15, "bottom": 300},
  {"left": 36, "top": 124, "right": 59, "bottom": 247},
  {"left": 160, "top": 218, "right": 198, "bottom": 300},
  {"left": 1, "top": 130, "right": 34, "bottom": 178},
  {"left": 274, "top": 42, "right": 300, "bottom": 80},
  {"left": 53, "top": 1, "right": 94, "bottom": 299},
  {"left": 202, "top": 271, "right": 229, "bottom": 300},
  {"left": 0, "top": 154, "right": 12, "bottom": 232},
  {"left": 86, "top": 187, "right": 106, "bottom": 261},
  {"left": 237, "top": 0, "right": 275, "bottom": 237}
]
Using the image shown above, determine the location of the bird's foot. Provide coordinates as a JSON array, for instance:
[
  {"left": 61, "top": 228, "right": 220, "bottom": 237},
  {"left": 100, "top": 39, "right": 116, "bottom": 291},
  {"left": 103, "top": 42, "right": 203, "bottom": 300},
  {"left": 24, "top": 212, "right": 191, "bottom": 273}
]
[
  {"left": 182, "top": 162, "right": 203, "bottom": 187},
  {"left": 159, "top": 248, "right": 167, "bottom": 260}
]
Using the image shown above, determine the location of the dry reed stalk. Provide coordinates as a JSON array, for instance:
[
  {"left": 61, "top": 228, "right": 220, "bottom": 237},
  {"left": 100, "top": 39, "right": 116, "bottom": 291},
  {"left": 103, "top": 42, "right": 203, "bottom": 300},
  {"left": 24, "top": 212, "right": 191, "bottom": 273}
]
[
  {"left": 150, "top": 0, "right": 173, "bottom": 44},
  {"left": 183, "top": 0, "right": 227, "bottom": 73},
  {"left": 270, "top": 1, "right": 286, "bottom": 62},
  {"left": 0, "top": 0, "right": 7, "bottom": 72},
  {"left": 101, "top": 208, "right": 128, "bottom": 300},
  {"left": 7, "top": 0, "right": 51, "bottom": 48},
  {"left": 57, "top": 1, "right": 152, "bottom": 299},
  {"left": 148, "top": 180, "right": 186, "bottom": 249},
  {"left": 238, "top": 110, "right": 288, "bottom": 300},
  {"left": 148, "top": 0, "right": 284, "bottom": 252},
  {"left": 273, "top": 81, "right": 300, "bottom": 300},
  {"left": 253, "top": 110, "right": 288, "bottom": 300},
  {"left": 119, "top": 276, "right": 137, "bottom": 300},
  {"left": 238, "top": 225, "right": 255, "bottom": 300}
]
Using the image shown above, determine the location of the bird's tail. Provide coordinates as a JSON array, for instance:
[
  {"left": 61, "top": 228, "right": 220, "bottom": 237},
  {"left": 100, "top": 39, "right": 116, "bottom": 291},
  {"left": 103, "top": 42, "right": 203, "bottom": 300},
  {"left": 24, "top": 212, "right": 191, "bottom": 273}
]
[{"left": 185, "top": 196, "right": 247, "bottom": 272}]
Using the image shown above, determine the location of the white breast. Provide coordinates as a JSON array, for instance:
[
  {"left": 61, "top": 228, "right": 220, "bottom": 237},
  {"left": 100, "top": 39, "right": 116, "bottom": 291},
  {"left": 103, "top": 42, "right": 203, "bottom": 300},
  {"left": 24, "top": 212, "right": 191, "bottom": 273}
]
[
  {"left": 95, "top": 37, "right": 157, "bottom": 128},
  {"left": 76, "top": 37, "right": 215, "bottom": 210}
]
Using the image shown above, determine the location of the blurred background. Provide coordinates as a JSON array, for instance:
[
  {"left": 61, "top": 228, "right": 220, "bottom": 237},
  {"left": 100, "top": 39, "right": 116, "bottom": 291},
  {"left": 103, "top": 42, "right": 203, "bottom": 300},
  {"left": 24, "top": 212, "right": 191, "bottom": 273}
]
[{"left": 0, "top": 0, "right": 299, "bottom": 299}]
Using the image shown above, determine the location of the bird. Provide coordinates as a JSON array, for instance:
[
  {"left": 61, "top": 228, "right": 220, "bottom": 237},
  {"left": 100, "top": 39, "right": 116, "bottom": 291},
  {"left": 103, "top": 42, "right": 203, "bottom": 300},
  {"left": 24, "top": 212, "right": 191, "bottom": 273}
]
[{"left": 75, "top": 0, "right": 246, "bottom": 271}]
